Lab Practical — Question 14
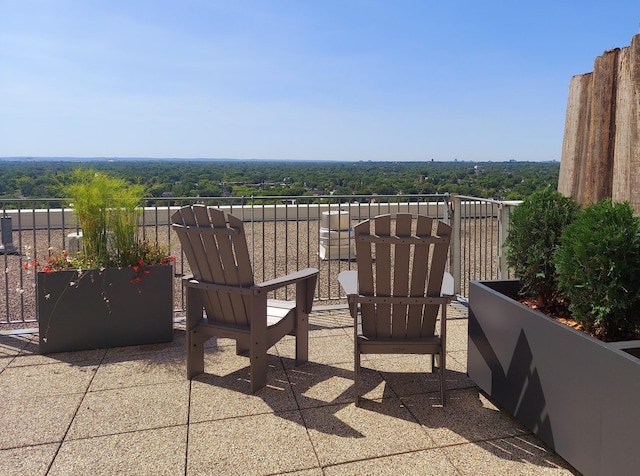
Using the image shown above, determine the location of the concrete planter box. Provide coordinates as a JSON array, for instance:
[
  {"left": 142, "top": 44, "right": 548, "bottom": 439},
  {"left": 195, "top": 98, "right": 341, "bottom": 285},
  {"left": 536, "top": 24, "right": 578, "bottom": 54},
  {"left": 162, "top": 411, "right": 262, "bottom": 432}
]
[
  {"left": 37, "top": 265, "right": 174, "bottom": 353},
  {"left": 468, "top": 280, "right": 640, "bottom": 476}
]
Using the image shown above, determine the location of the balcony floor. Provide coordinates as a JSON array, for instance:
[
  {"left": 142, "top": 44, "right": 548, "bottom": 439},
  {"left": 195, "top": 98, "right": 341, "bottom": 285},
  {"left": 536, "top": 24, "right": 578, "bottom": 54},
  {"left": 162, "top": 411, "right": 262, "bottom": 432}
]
[{"left": 0, "top": 304, "right": 579, "bottom": 475}]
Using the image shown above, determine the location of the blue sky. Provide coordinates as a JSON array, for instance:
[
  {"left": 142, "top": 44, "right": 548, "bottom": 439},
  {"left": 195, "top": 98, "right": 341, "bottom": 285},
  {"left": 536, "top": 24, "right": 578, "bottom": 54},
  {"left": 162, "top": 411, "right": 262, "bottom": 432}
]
[{"left": 2, "top": 1, "right": 639, "bottom": 161}]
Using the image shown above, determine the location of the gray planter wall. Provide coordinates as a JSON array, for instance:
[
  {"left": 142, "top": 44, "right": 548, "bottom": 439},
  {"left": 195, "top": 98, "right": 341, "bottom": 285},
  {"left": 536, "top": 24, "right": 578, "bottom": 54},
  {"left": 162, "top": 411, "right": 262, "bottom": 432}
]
[
  {"left": 468, "top": 280, "right": 640, "bottom": 476},
  {"left": 37, "top": 265, "right": 174, "bottom": 353}
]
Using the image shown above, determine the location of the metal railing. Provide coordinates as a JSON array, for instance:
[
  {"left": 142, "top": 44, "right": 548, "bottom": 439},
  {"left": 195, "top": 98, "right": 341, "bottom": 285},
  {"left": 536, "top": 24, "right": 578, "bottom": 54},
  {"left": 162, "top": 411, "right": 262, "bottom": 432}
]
[
  {"left": 0, "top": 194, "right": 516, "bottom": 325},
  {"left": 450, "top": 196, "right": 519, "bottom": 299}
]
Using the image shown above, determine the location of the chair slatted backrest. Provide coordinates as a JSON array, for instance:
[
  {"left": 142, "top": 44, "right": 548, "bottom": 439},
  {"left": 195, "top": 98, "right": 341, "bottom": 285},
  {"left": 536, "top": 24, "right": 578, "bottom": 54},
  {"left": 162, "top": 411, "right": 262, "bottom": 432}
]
[
  {"left": 172, "top": 205, "right": 254, "bottom": 326},
  {"left": 354, "top": 213, "right": 451, "bottom": 340}
]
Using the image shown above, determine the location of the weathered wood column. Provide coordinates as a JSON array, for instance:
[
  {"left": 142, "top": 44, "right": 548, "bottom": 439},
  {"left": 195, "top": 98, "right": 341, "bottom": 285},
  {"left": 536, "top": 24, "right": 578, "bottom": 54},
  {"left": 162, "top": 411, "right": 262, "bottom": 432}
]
[
  {"left": 558, "top": 73, "right": 592, "bottom": 201},
  {"left": 583, "top": 48, "right": 618, "bottom": 204},
  {"left": 559, "top": 34, "right": 640, "bottom": 213},
  {"left": 612, "top": 34, "right": 640, "bottom": 211}
]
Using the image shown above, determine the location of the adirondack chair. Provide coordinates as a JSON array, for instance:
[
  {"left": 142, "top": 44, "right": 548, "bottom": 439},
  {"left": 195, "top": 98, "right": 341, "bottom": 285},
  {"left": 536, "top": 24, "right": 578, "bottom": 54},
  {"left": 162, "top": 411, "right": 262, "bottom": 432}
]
[
  {"left": 171, "top": 205, "right": 319, "bottom": 393},
  {"left": 338, "top": 213, "right": 453, "bottom": 406}
]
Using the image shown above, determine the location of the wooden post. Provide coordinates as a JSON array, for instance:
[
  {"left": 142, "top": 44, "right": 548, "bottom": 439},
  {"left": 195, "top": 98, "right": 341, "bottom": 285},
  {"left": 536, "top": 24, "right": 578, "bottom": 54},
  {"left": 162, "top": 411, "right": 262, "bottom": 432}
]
[
  {"left": 559, "top": 34, "right": 640, "bottom": 213},
  {"left": 583, "top": 48, "right": 619, "bottom": 205},
  {"left": 612, "top": 34, "right": 640, "bottom": 211},
  {"left": 558, "top": 73, "right": 592, "bottom": 201}
]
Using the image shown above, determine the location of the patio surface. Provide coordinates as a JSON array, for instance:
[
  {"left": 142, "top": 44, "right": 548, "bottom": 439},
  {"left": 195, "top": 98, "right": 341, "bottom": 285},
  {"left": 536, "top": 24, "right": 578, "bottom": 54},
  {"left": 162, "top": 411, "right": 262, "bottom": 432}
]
[{"left": 0, "top": 303, "right": 580, "bottom": 475}]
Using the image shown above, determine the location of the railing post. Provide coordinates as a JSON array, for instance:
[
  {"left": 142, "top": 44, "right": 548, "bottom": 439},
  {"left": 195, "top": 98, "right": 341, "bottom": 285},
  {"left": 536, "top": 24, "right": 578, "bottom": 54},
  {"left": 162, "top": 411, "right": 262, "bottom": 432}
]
[
  {"left": 498, "top": 201, "right": 511, "bottom": 279},
  {"left": 450, "top": 194, "right": 462, "bottom": 296}
]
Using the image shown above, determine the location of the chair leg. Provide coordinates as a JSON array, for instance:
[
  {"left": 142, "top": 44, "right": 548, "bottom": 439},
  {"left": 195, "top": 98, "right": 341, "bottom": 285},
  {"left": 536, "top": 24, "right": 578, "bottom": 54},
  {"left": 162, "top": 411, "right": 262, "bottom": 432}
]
[
  {"left": 354, "top": 344, "right": 361, "bottom": 407},
  {"left": 439, "top": 351, "right": 446, "bottom": 406},
  {"left": 186, "top": 288, "right": 205, "bottom": 379},
  {"left": 249, "top": 346, "right": 268, "bottom": 393},
  {"left": 187, "top": 329, "right": 205, "bottom": 379},
  {"left": 295, "top": 309, "right": 309, "bottom": 366}
]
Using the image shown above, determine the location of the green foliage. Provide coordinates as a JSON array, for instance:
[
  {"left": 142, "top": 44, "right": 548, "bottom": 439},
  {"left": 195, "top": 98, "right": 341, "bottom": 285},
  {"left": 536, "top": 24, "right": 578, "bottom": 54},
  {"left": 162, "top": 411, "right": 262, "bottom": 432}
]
[
  {"left": 505, "top": 187, "right": 580, "bottom": 310},
  {"left": 0, "top": 159, "right": 560, "bottom": 201},
  {"left": 554, "top": 199, "right": 640, "bottom": 340},
  {"left": 63, "top": 169, "right": 147, "bottom": 267}
]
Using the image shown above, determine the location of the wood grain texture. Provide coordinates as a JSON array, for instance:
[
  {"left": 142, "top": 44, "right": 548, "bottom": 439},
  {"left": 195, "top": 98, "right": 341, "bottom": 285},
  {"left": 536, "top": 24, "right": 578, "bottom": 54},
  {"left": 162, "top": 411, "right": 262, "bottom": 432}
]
[{"left": 559, "top": 34, "right": 640, "bottom": 214}]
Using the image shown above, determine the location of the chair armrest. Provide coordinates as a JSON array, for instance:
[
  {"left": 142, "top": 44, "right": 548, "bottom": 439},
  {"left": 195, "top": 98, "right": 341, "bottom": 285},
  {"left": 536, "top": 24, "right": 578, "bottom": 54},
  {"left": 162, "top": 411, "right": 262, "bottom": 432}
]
[
  {"left": 184, "top": 277, "right": 254, "bottom": 295},
  {"left": 338, "top": 270, "right": 358, "bottom": 296},
  {"left": 256, "top": 267, "right": 319, "bottom": 293}
]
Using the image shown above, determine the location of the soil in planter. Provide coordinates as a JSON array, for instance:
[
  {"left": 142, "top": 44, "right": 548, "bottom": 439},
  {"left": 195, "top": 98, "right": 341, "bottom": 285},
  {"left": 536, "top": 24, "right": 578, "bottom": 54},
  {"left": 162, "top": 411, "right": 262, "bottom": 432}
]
[{"left": 519, "top": 296, "right": 640, "bottom": 342}]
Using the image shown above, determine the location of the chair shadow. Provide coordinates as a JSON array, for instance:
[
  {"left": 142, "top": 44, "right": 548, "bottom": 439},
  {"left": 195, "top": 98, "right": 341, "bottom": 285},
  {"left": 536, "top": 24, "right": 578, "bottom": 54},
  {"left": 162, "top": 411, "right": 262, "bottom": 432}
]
[
  {"left": 28, "top": 323, "right": 575, "bottom": 474},
  {"left": 192, "top": 337, "right": 576, "bottom": 473}
]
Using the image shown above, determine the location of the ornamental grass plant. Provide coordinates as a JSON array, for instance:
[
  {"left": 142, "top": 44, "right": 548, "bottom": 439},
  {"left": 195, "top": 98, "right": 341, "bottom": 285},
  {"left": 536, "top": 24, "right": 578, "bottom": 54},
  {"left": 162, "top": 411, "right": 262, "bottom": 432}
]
[
  {"left": 25, "top": 169, "right": 174, "bottom": 281},
  {"left": 64, "top": 169, "right": 147, "bottom": 268}
]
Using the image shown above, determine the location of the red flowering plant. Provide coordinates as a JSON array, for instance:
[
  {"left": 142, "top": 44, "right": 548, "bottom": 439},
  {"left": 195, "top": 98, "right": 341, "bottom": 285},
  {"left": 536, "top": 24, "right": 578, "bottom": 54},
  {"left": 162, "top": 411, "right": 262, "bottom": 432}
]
[
  {"left": 23, "top": 170, "right": 175, "bottom": 285},
  {"left": 117, "top": 240, "right": 177, "bottom": 284},
  {"left": 23, "top": 241, "right": 175, "bottom": 285}
]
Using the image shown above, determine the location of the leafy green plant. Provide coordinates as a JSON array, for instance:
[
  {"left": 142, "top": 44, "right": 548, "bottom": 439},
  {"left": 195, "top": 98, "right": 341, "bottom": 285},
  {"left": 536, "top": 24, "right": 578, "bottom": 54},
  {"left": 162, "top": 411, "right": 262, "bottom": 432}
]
[
  {"left": 504, "top": 187, "right": 580, "bottom": 311},
  {"left": 554, "top": 199, "right": 640, "bottom": 340},
  {"left": 22, "top": 169, "right": 174, "bottom": 282},
  {"left": 64, "top": 169, "right": 146, "bottom": 267}
]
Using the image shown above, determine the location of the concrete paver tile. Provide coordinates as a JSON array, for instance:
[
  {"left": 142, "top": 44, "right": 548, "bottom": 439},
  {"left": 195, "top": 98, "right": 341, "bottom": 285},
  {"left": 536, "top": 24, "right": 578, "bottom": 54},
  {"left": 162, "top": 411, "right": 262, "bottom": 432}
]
[
  {"left": 0, "top": 307, "right": 578, "bottom": 476},
  {"left": 67, "top": 381, "right": 189, "bottom": 439},
  {"left": 49, "top": 425, "right": 187, "bottom": 476},
  {"left": 0, "top": 334, "right": 34, "bottom": 357},
  {"left": 187, "top": 412, "right": 317, "bottom": 475},
  {"left": 11, "top": 346, "right": 106, "bottom": 367},
  {"left": 323, "top": 448, "right": 459, "bottom": 476},
  {"left": 369, "top": 353, "right": 475, "bottom": 397},
  {"left": 0, "top": 443, "right": 59, "bottom": 476},
  {"left": 0, "top": 356, "right": 11, "bottom": 372},
  {"left": 190, "top": 367, "right": 297, "bottom": 422},
  {"left": 285, "top": 361, "right": 355, "bottom": 408},
  {"left": 308, "top": 311, "right": 352, "bottom": 338},
  {"left": 301, "top": 396, "right": 435, "bottom": 467},
  {"left": 278, "top": 470, "right": 324, "bottom": 476},
  {"left": 0, "top": 362, "right": 97, "bottom": 398},
  {"left": 277, "top": 334, "right": 354, "bottom": 367},
  {"left": 103, "top": 329, "right": 187, "bottom": 358},
  {"left": 445, "top": 318, "right": 469, "bottom": 352},
  {"left": 89, "top": 348, "right": 183, "bottom": 390},
  {"left": 287, "top": 361, "right": 393, "bottom": 408},
  {"left": 403, "top": 387, "right": 529, "bottom": 446},
  {"left": 442, "top": 434, "right": 580, "bottom": 475},
  {"left": 0, "top": 393, "right": 84, "bottom": 449}
]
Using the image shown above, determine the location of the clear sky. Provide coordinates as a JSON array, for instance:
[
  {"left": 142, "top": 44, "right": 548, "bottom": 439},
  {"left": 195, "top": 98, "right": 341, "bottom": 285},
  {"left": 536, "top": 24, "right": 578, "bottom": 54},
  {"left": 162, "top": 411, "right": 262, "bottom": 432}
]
[{"left": 2, "top": 1, "right": 640, "bottom": 162}]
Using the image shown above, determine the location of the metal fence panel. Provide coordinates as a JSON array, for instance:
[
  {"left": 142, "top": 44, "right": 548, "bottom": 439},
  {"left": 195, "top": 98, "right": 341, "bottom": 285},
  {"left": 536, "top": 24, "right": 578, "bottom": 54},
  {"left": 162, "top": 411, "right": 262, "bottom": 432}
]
[{"left": 0, "top": 194, "right": 513, "bottom": 326}]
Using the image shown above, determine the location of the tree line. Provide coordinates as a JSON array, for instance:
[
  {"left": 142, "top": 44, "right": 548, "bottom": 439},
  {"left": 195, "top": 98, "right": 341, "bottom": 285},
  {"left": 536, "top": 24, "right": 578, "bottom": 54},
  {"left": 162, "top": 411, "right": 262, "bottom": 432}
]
[{"left": 0, "top": 159, "right": 559, "bottom": 202}]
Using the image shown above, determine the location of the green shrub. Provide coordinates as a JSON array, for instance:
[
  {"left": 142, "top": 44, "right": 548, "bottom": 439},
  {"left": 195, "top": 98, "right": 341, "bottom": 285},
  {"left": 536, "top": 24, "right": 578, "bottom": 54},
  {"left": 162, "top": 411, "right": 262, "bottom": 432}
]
[
  {"left": 505, "top": 187, "right": 580, "bottom": 310},
  {"left": 553, "top": 199, "right": 640, "bottom": 340}
]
